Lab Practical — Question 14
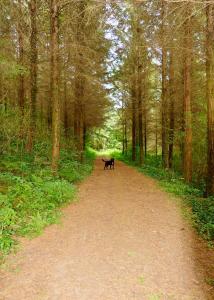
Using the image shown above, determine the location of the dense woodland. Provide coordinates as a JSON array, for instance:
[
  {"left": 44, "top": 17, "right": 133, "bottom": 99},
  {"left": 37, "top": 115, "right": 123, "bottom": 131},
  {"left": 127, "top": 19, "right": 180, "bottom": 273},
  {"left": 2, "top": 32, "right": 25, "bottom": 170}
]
[
  {"left": 0, "top": 0, "right": 110, "bottom": 165},
  {"left": 0, "top": 0, "right": 214, "bottom": 254},
  {"left": 105, "top": 0, "right": 214, "bottom": 197}
]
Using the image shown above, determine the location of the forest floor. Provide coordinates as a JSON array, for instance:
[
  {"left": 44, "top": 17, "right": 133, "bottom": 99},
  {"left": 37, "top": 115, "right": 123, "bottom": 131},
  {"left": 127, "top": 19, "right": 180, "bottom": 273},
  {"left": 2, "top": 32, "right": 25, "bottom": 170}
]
[{"left": 0, "top": 159, "right": 214, "bottom": 300}]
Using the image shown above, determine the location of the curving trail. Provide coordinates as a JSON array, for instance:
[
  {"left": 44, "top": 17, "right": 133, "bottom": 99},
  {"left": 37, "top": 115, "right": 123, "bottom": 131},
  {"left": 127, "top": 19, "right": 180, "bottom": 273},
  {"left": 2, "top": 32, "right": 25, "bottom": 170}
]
[{"left": 0, "top": 159, "right": 214, "bottom": 300}]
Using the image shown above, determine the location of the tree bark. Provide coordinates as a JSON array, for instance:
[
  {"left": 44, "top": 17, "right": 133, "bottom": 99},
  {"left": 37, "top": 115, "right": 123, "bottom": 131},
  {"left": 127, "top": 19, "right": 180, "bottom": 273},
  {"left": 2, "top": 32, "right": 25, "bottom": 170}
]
[
  {"left": 122, "top": 98, "right": 126, "bottom": 155},
  {"left": 122, "top": 124, "right": 125, "bottom": 155},
  {"left": 26, "top": 0, "right": 38, "bottom": 152},
  {"left": 50, "top": 0, "right": 60, "bottom": 173},
  {"left": 17, "top": 0, "right": 25, "bottom": 113},
  {"left": 131, "top": 77, "right": 137, "bottom": 162},
  {"left": 155, "top": 112, "right": 158, "bottom": 157},
  {"left": 137, "top": 55, "right": 143, "bottom": 165},
  {"left": 124, "top": 118, "right": 128, "bottom": 155},
  {"left": 73, "top": 0, "right": 86, "bottom": 161},
  {"left": 161, "top": 0, "right": 168, "bottom": 168},
  {"left": 168, "top": 47, "right": 175, "bottom": 169},
  {"left": 183, "top": 6, "right": 193, "bottom": 183},
  {"left": 63, "top": 80, "right": 69, "bottom": 138},
  {"left": 74, "top": 75, "right": 84, "bottom": 161},
  {"left": 144, "top": 106, "right": 147, "bottom": 158},
  {"left": 143, "top": 81, "right": 147, "bottom": 158},
  {"left": 83, "top": 121, "right": 87, "bottom": 151},
  {"left": 206, "top": 4, "right": 214, "bottom": 196}
]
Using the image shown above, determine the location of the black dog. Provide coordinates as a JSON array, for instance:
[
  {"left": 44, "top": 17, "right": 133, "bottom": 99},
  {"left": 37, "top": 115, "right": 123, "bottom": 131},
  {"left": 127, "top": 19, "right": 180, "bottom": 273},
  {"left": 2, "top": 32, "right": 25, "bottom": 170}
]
[{"left": 102, "top": 158, "right": 115, "bottom": 170}]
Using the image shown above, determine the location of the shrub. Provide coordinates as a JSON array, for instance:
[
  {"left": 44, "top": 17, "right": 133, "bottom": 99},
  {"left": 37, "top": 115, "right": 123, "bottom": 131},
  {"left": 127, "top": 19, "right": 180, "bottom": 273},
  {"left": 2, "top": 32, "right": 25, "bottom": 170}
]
[{"left": 0, "top": 146, "right": 95, "bottom": 257}]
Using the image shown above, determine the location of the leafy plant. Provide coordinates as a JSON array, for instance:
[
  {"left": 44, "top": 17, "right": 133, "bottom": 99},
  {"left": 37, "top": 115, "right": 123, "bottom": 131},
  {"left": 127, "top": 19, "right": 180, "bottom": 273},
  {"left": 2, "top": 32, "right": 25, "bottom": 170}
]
[{"left": 0, "top": 146, "right": 95, "bottom": 258}]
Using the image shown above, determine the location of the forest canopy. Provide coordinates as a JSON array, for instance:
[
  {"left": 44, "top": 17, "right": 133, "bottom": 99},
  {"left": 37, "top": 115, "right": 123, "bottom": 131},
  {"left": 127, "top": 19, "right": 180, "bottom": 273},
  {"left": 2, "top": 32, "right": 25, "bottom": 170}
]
[{"left": 0, "top": 0, "right": 214, "bottom": 196}]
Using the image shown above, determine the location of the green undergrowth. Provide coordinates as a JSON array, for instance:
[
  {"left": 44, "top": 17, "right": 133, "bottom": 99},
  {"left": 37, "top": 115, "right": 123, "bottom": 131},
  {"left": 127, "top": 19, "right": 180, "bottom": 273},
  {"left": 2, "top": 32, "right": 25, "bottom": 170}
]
[
  {"left": 114, "top": 151, "right": 214, "bottom": 243},
  {"left": 0, "top": 146, "right": 95, "bottom": 259},
  {"left": 89, "top": 147, "right": 121, "bottom": 157}
]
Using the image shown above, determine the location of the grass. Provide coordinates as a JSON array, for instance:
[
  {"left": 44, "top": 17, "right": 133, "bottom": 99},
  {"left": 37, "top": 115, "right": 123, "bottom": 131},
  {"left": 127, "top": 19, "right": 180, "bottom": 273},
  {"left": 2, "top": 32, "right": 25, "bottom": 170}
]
[
  {"left": 0, "top": 145, "right": 95, "bottom": 260},
  {"left": 148, "top": 294, "right": 161, "bottom": 300},
  {"left": 90, "top": 147, "right": 121, "bottom": 157},
  {"left": 114, "top": 151, "right": 214, "bottom": 243},
  {"left": 205, "top": 277, "right": 214, "bottom": 287},
  {"left": 139, "top": 275, "right": 145, "bottom": 285}
]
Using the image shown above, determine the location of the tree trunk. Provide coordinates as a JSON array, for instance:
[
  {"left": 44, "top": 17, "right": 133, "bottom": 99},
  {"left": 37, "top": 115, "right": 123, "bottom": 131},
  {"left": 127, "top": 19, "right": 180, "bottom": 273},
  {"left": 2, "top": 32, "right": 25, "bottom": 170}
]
[
  {"left": 144, "top": 108, "right": 147, "bottom": 158},
  {"left": 168, "top": 47, "right": 175, "bottom": 169},
  {"left": 143, "top": 86, "right": 147, "bottom": 158},
  {"left": 155, "top": 112, "right": 158, "bottom": 157},
  {"left": 73, "top": 0, "right": 86, "bottom": 161},
  {"left": 183, "top": 5, "right": 193, "bottom": 183},
  {"left": 73, "top": 100, "right": 78, "bottom": 141},
  {"left": 138, "top": 61, "right": 143, "bottom": 165},
  {"left": 124, "top": 118, "right": 128, "bottom": 155},
  {"left": 83, "top": 121, "right": 87, "bottom": 151},
  {"left": 206, "top": 4, "right": 214, "bottom": 196},
  {"left": 48, "top": 8, "right": 54, "bottom": 129},
  {"left": 122, "top": 99, "right": 125, "bottom": 155},
  {"left": 122, "top": 122, "right": 125, "bottom": 155},
  {"left": 63, "top": 81, "right": 69, "bottom": 138},
  {"left": 161, "top": 0, "right": 168, "bottom": 168},
  {"left": 79, "top": 110, "right": 84, "bottom": 162},
  {"left": 131, "top": 80, "right": 136, "bottom": 162},
  {"left": 50, "top": 0, "right": 60, "bottom": 173},
  {"left": 17, "top": 0, "right": 25, "bottom": 113},
  {"left": 74, "top": 74, "right": 84, "bottom": 161},
  {"left": 48, "top": 82, "right": 53, "bottom": 128},
  {"left": 26, "top": 0, "right": 38, "bottom": 152}
]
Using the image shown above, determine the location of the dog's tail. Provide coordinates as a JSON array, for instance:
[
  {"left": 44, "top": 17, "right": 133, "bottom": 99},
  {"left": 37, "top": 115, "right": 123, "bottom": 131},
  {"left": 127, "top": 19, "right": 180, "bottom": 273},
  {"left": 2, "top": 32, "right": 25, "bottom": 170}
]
[{"left": 102, "top": 159, "right": 106, "bottom": 162}]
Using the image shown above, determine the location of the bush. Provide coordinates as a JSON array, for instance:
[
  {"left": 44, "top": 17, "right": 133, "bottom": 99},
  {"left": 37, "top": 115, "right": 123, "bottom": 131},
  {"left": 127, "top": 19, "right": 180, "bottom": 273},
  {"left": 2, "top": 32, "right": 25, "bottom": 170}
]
[
  {"left": 190, "top": 197, "right": 214, "bottom": 240},
  {"left": 0, "top": 146, "right": 95, "bottom": 257},
  {"left": 0, "top": 172, "right": 76, "bottom": 255}
]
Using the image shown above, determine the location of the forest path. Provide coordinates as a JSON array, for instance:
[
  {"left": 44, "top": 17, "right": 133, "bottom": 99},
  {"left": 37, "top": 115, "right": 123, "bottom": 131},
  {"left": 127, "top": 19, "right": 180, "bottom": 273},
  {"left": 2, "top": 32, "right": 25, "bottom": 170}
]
[{"left": 0, "top": 159, "right": 213, "bottom": 300}]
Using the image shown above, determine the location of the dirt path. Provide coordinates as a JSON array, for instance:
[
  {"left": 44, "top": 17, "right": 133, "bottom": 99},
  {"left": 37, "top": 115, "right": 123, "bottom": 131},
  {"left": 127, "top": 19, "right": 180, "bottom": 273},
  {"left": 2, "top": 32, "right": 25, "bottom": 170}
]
[{"left": 0, "top": 160, "right": 214, "bottom": 300}]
